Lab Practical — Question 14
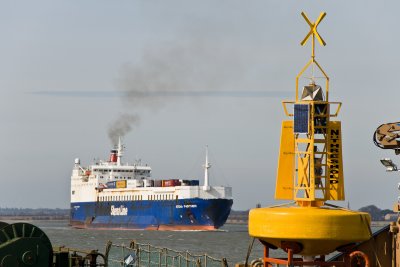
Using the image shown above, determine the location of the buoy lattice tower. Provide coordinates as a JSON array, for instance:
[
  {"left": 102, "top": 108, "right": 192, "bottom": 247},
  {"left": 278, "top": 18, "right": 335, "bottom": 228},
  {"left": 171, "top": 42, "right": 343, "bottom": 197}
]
[
  {"left": 278, "top": 11, "right": 343, "bottom": 207},
  {"left": 248, "top": 12, "right": 371, "bottom": 262}
]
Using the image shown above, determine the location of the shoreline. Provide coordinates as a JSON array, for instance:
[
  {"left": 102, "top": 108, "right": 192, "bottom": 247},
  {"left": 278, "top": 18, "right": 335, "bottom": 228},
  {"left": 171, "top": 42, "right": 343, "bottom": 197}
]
[
  {"left": 0, "top": 216, "right": 392, "bottom": 228},
  {"left": 0, "top": 216, "right": 69, "bottom": 221}
]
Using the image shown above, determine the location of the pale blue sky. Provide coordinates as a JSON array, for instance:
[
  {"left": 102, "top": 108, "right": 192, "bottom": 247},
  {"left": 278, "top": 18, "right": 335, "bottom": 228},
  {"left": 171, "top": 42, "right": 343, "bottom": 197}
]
[{"left": 1, "top": 1, "right": 400, "bottom": 210}]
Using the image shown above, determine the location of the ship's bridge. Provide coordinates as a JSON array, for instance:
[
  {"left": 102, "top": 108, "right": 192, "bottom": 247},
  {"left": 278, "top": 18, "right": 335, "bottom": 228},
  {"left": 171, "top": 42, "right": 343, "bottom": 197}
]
[{"left": 90, "top": 165, "right": 152, "bottom": 181}]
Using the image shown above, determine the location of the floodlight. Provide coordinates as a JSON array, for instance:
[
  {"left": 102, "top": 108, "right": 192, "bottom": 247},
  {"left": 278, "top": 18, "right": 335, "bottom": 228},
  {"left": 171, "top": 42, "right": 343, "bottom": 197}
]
[
  {"left": 124, "top": 253, "right": 136, "bottom": 266},
  {"left": 380, "top": 158, "right": 398, "bottom": 172}
]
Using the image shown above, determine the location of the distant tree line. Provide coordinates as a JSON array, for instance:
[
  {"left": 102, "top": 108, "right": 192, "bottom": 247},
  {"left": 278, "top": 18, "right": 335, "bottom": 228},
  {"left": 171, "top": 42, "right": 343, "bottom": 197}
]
[
  {"left": 0, "top": 205, "right": 394, "bottom": 221},
  {"left": 0, "top": 208, "right": 69, "bottom": 216},
  {"left": 227, "top": 205, "right": 395, "bottom": 223},
  {"left": 358, "top": 205, "right": 393, "bottom": 221}
]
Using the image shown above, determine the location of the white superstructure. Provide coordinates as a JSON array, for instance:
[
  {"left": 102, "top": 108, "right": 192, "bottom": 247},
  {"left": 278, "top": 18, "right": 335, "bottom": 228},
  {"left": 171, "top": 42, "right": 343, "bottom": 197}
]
[{"left": 71, "top": 140, "right": 232, "bottom": 204}]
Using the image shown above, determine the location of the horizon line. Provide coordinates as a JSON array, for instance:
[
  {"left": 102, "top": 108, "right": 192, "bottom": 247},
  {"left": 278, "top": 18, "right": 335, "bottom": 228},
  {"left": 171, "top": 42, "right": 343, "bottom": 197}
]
[{"left": 29, "top": 90, "right": 292, "bottom": 98}]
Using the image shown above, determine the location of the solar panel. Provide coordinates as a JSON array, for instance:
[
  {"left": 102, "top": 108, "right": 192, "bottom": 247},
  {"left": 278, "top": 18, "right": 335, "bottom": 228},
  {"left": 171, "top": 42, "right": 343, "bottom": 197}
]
[{"left": 294, "top": 104, "right": 309, "bottom": 133}]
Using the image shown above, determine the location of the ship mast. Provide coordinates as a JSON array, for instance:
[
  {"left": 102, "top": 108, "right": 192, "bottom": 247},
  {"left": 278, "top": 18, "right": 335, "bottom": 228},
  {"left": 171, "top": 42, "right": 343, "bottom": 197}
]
[{"left": 203, "top": 145, "right": 211, "bottom": 191}]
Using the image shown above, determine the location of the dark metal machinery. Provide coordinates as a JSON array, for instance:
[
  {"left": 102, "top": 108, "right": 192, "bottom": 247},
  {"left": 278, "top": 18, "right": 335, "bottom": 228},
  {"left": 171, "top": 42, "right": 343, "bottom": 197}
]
[
  {"left": 0, "top": 222, "right": 107, "bottom": 267},
  {"left": 0, "top": 222, "right": 52, "bottom": 266}
]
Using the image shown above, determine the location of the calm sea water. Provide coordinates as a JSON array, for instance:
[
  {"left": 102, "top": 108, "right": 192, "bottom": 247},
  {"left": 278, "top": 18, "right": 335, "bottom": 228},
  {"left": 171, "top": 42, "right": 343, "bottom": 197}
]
[
  {"left": 6, "top": 220, "right": 265, "bottom": 265},
  {"left": 3, "top": 220, "right": 384, "bottom": 266}
]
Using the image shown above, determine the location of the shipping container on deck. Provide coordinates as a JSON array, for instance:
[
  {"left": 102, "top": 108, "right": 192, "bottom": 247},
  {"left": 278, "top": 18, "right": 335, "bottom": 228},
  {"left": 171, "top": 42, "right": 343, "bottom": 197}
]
[
  {"left": 143, "top": 179, "right": 154, "bottom": 187},
  {"left": 180, "top": 179, "right": 190, "bottom": 186},
  {"left": 163, "top": 179, "right": 181, "bottom": 187},
  {"left": 106, "top": 181, "right": 116, "bottom": 188},
  {"left": 154, "top": 180, "right": 162, "bottom": 187},
  {"left": 189, "top": 180, "right": 199, "bottom": 186},
  {"left": 116, "top": 180, "right": 127, "bottom": 188},
  {"left": 127, "top": 179, "right": 144, "bottom": 188}
]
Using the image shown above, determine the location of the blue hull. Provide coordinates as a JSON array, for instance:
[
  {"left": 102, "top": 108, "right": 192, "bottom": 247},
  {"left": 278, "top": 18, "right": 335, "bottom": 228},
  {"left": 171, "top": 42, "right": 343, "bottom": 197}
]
[{"left": 70, "top": 198, "right": 233, "bottom": 230}]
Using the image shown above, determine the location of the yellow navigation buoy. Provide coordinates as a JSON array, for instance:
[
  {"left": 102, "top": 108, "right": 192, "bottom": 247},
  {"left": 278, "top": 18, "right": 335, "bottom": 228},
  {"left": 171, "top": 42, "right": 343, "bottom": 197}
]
[
  {"left": 249, "top": 206, "right": 370, "bottom": 256},
  {"left": 248, "top": 12, "right": 371, "bottom": 258}
]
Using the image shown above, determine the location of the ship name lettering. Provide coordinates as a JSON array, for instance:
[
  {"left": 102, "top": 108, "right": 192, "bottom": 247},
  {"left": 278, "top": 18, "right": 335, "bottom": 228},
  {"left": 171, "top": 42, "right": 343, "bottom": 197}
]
[
  {"left": 110, "top": 205, "right": 128, "bottom": 216},
  {"left": 175, "top": 204, "right": 197, "bottom": 209},
  {"left": 328, "top": 128, "right": 341, "bottom": 186}
]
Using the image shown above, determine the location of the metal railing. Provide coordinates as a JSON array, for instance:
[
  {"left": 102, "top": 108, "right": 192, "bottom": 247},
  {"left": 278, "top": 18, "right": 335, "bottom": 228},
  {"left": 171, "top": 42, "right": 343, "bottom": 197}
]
[
  {"left": 53, "top": 246, "right": 107, "bottom": 267},
  {"left": 104, "top": 241, "right": 228, "bottom": 267}
]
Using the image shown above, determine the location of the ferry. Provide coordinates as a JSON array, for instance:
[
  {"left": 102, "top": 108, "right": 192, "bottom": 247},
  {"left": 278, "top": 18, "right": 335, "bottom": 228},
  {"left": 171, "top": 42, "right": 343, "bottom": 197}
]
[{"left": 70, "top": 139, "right": 233, "bottom": 230}]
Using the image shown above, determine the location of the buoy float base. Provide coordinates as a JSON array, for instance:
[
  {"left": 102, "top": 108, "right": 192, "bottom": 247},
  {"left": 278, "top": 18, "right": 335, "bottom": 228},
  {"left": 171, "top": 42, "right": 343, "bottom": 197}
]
[{"left": 248, "top": 206, "right": 371, "bottom": 256}]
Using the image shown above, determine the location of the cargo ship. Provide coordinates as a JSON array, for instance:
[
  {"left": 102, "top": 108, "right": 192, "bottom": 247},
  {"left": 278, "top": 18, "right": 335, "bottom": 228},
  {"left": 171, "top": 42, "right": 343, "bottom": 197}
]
[{"left": 70, "top": 139, "right": 233, "bottom": 230}]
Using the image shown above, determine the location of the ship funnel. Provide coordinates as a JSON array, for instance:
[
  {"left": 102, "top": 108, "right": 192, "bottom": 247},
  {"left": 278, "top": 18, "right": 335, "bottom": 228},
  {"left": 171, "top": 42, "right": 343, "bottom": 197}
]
[
  {"left": 117, "top": 137, "right": 123, "bottom": 166},
  {"left": 109, "top": 149, "right": 118, "bottom": 163},
  {"left": 110, "top": 137, "right": 124, "bottom": 164}
]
